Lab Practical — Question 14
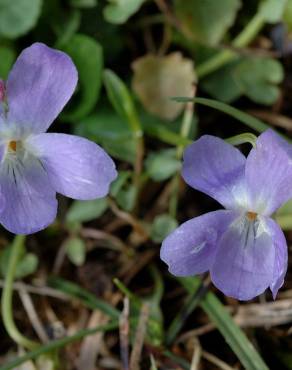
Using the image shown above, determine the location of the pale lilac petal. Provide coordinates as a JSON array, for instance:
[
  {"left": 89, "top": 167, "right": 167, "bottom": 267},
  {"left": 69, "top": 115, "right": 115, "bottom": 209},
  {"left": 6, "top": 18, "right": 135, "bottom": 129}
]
[
  {"left": 267, "top": 218, "right": 288, "bottom": 299},
  {"left": 211, "top": 215, "right": 276, "bottom": 300},
  {"left": 246, "top": 129, "right": 292, "bottom": 215},
  {"left": 182, "top": 136, "right": 246, "bottom": 210},
  {"left": 160, "top": 210, "right": 236, "bottom": 276},
  {"left": 0, "top": 147, "right": 6, "bottom": 214},
  {"left": 0, "top": 153, "right": 57, "bottom": 234},
  {"left": 27, "top": 133, "right": 117, "bottom": 200},
  {"left": 6, "top": 43, "right": 77, "bottom": 134},
  {"left": 0, "top": 80, "right": 5, "bottom": 101},
  {"left": 0, "top": 80, "right": 6, "bottom": 120}
]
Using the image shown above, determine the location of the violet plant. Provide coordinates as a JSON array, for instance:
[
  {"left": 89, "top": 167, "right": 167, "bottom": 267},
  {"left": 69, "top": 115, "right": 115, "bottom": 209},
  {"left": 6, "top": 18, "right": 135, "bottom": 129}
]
[
  {"left": 0, "top": 43, "right": 117, "bottom": 235},
  {"left": 161, "top": 129, "right": 292, "bottom": 300},
  {"left": 2, "top": 1, "right": 292, "bottom": 369}
]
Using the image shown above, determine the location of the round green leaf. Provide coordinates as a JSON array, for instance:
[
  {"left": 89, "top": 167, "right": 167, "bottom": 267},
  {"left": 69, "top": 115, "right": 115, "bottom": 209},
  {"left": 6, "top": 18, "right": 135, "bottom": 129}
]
[
  {"left": 145, "top": 149, "right": 182, "bottom": 182},
  {"left": 65, "top": 237, "right": 86, "bottom": 266},
  {"left": 150, "top": 214, "right": 178, "bottom": 243},
  {"left": 259, "top": 0, "right": 287, "bottom": 24},
  {"left": 0, "top": 0, "right": 42, "bottom": 38},
  {"left": 66, "top": 198, "right": 109, "bottom": 224},
  {"left": 104, "top": 0, "right": 145, "bottom": 24}
]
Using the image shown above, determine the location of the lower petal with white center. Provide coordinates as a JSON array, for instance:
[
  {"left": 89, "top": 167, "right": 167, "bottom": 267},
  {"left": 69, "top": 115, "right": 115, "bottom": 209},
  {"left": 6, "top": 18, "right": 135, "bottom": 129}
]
[
  {"left": 160, "top": 210, "right": 236, "bottom": 276},
  {"left": 211, "top": 215, "right": 277, "bottom": 300},
  {"left": 0, "top": 153, "right": 57, "bottom": 234}
]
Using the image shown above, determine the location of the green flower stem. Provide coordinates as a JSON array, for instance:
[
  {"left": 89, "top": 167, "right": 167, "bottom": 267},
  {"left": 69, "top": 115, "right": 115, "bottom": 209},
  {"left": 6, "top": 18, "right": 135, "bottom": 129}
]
[
  {"left": 1, "top": 235, "right": 38, "bottom": 350},
  {"left": 169, "top": 95, "right": 194, "bottom": 218},
  {"left": 196, "top": 13, "right": 265, "bottom": 79},
  {"left": 226, "top": 132, "right": 257, "bottom": 148}
]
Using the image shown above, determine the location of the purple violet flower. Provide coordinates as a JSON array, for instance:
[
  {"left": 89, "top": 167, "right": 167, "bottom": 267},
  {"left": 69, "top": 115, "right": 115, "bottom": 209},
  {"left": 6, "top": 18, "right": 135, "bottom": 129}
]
[
  {"left": 161, "top": 130, "right": 292, "bottom": 300},
  {"left": 0, "top": 43, "right": 117, "bottom": 235}
]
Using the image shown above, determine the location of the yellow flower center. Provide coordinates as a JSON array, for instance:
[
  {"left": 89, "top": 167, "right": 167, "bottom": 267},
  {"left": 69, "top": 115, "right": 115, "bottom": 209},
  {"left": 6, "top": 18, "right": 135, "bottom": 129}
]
[
  {"left": 246, "top": 211, "right": 257, "bottom": 221},
  {"left": 8, "top": 141, "right": 17, "bottom": 152}
]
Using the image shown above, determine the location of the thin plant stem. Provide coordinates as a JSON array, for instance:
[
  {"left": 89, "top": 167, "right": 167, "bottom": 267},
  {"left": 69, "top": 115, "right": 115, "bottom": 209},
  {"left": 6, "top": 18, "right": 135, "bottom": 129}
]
[
  {"left": 169, "top": 89, "right": 195, "bottom": 218},
  {"left": 197, "top": 13, "right": 265, "bottom": 79},
  {"left": 1, "top": 235, "right": 39, "bottom": 350}
]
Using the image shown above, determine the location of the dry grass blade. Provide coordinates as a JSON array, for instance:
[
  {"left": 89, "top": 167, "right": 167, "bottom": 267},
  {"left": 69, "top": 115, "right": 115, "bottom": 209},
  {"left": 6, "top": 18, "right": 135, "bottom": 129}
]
[
  {"left": 202, "top": 351, "right": 235, "bottom": 370},
  {"left": 77, "top": 310, "right": 108, "bottom": 370},
  {"left": 130, "top": 303, "right": 150, "bottom": 370},
  {"left": 233, "top": 299, "right": 292, "bottom": 327},
  {"left": 120, "top": 297, "right": 130, "bottom": 370},
  {"left": 190, "top": 338, "right": 202, "bottom": 370}
]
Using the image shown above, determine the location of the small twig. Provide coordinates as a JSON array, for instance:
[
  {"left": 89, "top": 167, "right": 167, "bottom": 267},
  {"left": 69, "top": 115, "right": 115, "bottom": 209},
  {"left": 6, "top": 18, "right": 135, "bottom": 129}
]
[
  {"left": 176, "top": 323, "right": 216, "bottom": 343},
  {"left": 247, "top": 110, "right": 292, "bottom": 130},
  {"left": 119, "top": 249, "right": 156, "bottom": 284},
  {"left": 120, "top": 297, "right": 130, "bottom": 370},
  {"left": 130, "top": 303, "right": 150, "bottom": 370},
  {"left": 81, "top": 228, "right": 129, "bottom": 253},
  {"left": 158, "top": 23, "right": 172, "bottom": 56},
  {"left": 108, "top": 199, "right": 148, "bottom": 240},
  {"left": 154, "top": 0, "right": 190, "bottom": 38},
  {"left": 0, "top": 281, "right": 69, "bottom": 301},
  {"left": 18, "top": 287, "right": 50, "bottom": 344},
  {"left": 52, "top": 242, "right": 67, "bottom": 275}
]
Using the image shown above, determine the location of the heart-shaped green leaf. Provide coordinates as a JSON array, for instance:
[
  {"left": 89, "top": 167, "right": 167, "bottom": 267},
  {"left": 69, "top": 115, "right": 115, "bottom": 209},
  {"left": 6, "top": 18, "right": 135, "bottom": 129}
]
[
  {"left": 174, "top": 0, "right": 241, "bottom": 45},
  {"left": 61, "top": 34, "right": 103, "bottom": 121},
  {"left": 202, "top": 57, "right": 284, "bottom": 105}
]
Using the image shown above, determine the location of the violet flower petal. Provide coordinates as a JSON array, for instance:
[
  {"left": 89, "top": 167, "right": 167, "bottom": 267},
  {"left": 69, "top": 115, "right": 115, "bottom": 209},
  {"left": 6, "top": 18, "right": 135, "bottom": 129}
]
[
  {"left": 246, "top": 129, "right": 292, "bottom": 215},
  {"left": 211, "top": 216, "right": 276, "bottom": 300},
  {"left": 6, "top": 43, "right": 77, "bottom": 134},
  {"left": 0, "top": 153, "right": 57, "bottom": 234},
  {"left": 182, "top": 135, "right": 246, "bottom": 210},
  {"left": 266, "top": 217, "right": 288, "bottom": 299},
  {"left": 160, "top": 210, "right": 236, "bottom": 276},
  {"left": 27, "top": 133, "right": 117, "bottom": 200}
]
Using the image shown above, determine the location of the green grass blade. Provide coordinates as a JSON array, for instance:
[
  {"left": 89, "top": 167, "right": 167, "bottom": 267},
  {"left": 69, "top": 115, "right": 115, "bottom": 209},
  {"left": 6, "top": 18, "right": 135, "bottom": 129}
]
[
  {"left": 48, "top": 277, "right": 120, "bottom": 319},
  {"left": 173, "top": 97, "right": 269, "bottom": 133},
  {"left": 166, "top": 278, "right": 206, "bottom": 345},
  {"left": 0, "top": 322, "right": 118, "bottom": 370}
]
